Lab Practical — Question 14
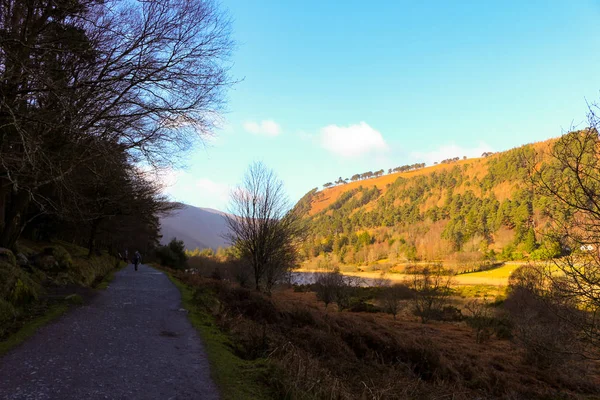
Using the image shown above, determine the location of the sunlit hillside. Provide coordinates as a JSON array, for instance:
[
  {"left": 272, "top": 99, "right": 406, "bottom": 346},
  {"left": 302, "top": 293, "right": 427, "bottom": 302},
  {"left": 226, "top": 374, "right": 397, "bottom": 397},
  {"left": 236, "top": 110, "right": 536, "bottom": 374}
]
[
  {"left": 310, "top": 158, "right": 482, "bottom": 215},
  {"left": 296, "top": 138, "right": 558, "bottom": 269}
]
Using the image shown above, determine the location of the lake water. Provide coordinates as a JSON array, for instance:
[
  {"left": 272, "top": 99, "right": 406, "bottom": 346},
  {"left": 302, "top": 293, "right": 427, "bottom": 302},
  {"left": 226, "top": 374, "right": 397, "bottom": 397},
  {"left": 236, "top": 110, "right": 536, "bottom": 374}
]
[{"left": 289, "top": 271, "right": 381, "bottom": 287}]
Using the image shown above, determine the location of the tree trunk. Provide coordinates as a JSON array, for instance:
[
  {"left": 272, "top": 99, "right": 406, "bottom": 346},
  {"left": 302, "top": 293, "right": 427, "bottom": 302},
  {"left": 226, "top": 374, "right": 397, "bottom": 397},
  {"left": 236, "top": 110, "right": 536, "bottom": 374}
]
[
  {"left": 87, "top": 218, "right": 102, "bottom": 258},
  {"left": 254, "top": 266, "right": 261, "bottom": 291},
  {"left": 0, "top": 188, "right": 31, "bottom": 251}
]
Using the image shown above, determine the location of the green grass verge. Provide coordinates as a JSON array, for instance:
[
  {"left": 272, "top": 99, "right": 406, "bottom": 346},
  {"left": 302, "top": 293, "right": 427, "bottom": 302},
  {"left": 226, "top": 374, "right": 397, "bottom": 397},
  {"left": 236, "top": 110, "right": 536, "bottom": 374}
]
[
  {"left": 1, "top": 256, "right": 124, "bottom": 357},
  {"left": 0, "top": 302, "right": 69, "bottom": 356},
  {"left": 95, "top": 261, "right": 127, "bottom": 290},
  {"left": 164, "top": 272, "right": 273, "bottom": 400}
]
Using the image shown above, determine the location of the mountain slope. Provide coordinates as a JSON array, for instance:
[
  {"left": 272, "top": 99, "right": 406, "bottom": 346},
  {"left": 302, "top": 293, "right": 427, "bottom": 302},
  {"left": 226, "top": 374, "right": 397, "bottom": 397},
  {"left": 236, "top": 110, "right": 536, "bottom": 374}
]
[
  {"left": 296, "top": 138, "right": 558, "bottom": 266},
  {"left": 159, "top": 204, "right": 230, "bottom": 250}
]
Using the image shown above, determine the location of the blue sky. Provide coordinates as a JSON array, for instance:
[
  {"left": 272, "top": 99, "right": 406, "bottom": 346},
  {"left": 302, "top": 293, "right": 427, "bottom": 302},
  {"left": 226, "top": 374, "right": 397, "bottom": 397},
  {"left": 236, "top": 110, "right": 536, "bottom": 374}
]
[{"left": 164, "top": 0, "right": 600, "bottom": 212}]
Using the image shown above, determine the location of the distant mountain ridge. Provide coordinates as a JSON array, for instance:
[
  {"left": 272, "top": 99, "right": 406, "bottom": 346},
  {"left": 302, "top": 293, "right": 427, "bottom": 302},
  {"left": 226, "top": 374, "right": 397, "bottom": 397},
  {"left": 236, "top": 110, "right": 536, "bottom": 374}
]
[{"left": 159, "top": 204, "right": 231, "bottom": 250}]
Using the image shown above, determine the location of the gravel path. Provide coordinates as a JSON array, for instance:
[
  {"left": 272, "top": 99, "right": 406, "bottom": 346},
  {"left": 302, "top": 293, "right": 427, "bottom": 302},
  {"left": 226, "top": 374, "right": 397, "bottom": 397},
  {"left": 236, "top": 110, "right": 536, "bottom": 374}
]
[{"left": 0, "top": 264, "right": 219, "bottom": 400}]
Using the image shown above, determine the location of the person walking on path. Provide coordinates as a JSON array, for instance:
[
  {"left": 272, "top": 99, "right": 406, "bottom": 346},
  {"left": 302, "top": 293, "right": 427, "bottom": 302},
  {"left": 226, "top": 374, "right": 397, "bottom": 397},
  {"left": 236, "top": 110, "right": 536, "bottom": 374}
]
[{"left": 133, "top": 250, "right": 142, "bottom": 271}]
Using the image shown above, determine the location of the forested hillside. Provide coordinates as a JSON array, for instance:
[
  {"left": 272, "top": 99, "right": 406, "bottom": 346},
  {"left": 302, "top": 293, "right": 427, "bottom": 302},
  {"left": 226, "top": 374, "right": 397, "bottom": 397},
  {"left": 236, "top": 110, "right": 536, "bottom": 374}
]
[{"left": 297, "top": 139, "right": 562, "bottom": 266}]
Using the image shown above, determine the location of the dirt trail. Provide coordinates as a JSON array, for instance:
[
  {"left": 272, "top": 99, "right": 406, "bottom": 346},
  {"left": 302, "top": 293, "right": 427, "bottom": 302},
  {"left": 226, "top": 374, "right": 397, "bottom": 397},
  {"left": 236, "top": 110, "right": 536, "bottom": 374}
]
[{"left": 0, "top": 264, "right": 219, "bottom": 400}]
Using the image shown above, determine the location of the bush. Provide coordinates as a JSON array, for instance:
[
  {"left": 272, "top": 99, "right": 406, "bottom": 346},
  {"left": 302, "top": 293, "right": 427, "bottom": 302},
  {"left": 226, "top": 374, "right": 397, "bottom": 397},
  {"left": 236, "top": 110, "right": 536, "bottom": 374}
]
[
  {"left": 49, "top": 246, "right": 73, "bottom": 270},
  {"left": 314, "top": 269, "right": 344, "bottom": 309},
  {"left": 348, "top": 300, "right": 380, "bottom": 313},
  {"left": 464, "top": 299, "right": 494, "bottom": 343},
  {"left": 34, "top": 246, "right": 73, "bottom": 271},
  {"left": 408, "top": 264, "right": 455, "bottom": 323},
  {"left": 155, "top": 238, "right": 188, "bottom": 269},
  {"left": 493, "top": 315, "right": 513, "bottom": 340},
  {"left": 505, "top": 265, "right": 580, "bottom": 368},
  {"left": 0, "top": 248, "right": 16, "bottom": 266},
  {"left": 0, "top": 261, "right": 41, "bottom": 305},
  {"left": 12, "top": 277, "right": 40, "bottom": 305},
  {"left": 0, "top": 299, "right": 17, "bottom": 336},
  {"left": 378, "top": 283, "right": 411, "bottom": 319}
]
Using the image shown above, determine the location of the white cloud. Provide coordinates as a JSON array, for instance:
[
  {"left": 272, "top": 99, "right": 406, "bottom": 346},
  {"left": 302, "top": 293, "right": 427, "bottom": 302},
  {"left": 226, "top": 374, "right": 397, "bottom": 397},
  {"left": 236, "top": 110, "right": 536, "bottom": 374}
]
[
  {"left": 243, "top": 119, "right": 281, "bottom": 137},
  {"left": 319, "top": 122, "right": 388, "bottom": 158},
  {"left": 194, "top": 178, "right": 231, "bottom": 206},
  {"left": 155, "top": 168, "right": 183, "bottom": 189},
  {"left": 151, "top": 168, "right": 231, "bottom": 211},
  {"left": 410, "top": 142, "right": 494, "bottom": 165}
]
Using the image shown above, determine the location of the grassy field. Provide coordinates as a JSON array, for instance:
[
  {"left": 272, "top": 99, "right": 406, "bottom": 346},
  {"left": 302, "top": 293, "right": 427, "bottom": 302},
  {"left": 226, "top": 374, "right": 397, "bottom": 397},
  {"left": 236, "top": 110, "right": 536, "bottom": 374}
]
[{"left": 297, "top": 264, "right": 517, "bottom": 287}]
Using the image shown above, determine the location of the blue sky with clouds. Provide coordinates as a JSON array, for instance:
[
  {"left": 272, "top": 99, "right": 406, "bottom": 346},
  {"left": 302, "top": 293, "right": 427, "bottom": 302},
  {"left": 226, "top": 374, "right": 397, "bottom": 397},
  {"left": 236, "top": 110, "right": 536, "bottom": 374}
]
[{"left": 164, "top": 0, "right": 600, "bottom": 212}]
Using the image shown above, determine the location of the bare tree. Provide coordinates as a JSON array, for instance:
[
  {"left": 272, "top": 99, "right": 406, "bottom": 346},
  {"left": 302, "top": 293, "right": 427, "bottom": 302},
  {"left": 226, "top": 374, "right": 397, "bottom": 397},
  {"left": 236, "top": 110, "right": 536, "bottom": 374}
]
[
  {"left": 408, "top": 264, "right": 454, "bottom": 323},
  {"left": 314, "top": 269, "right": 344, "bottom": 310},
  {"left": 379, "top": 283, "right": 410, "bottom": 320},
  {"left": 225, "top": 162, "right": 304, "bottom": 293},
  {"left": 528, "top": 105, "right": 600, "bottom": 355},
  {"left": 505, "top": 264, "right": 583, "bottom": 367},
  {"left": 464, "top": 297, "right": 494, "bottom": 343},
  {"left": 0, "top": 0, "right": 234, "bottom": 249}
]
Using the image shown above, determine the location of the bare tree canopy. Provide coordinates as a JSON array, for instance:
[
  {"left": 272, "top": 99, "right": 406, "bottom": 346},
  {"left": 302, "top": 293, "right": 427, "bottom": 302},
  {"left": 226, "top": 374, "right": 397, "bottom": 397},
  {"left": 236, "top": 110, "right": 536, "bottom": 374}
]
[
  {"left": 0, "top": 0, "right": 234, "bottom": 249},
  {"left": 225, "top": 162, "right": 304, "bottom": 292},
  {"left": 528, "top": 103, "right": 600, "bottom": 355}
]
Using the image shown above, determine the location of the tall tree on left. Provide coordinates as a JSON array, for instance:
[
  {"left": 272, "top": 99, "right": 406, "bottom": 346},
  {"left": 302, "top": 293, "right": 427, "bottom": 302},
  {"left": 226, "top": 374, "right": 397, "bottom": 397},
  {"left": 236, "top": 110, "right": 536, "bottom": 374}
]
[{"left": 0, "top": 0, "right": 234, "bottom": 250}]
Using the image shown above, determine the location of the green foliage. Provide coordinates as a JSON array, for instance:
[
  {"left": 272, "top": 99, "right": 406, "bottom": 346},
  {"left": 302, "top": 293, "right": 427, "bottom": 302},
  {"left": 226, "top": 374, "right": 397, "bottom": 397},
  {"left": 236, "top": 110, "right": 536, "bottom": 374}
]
[
  {"left": 12, "top": 278, "right": 39, "bottom": 305},
  {"left": 156, "top": 238, "right": 188, "bottom": 269},
  {"left": 0, "top": 302, "right": 69, "bottom": 356},
  {"left": 0, "top": 248, "right": 17, "bottom": 266},
  {"left": 300, "top": 142, "right": 567, "bottom": 264},
  {"left": 187, "top": 247, "right": 216, "bottom": 257},
  {"left": 0, "top": 261, "right": 41, "bottom": 306},
  {"left": 1, "top": 241, "right": 121, "bottom": 354},
  {"left": 70, "top": 253, "right": 117, "bottom": 286},
  {"left": 49, "top": 246, "right": 73, "bottom": 270},
  {"left": 34, "top": 246, "right": 73, "bottom": 272},
  {"left": 529, "top": 238, "right": 562, "bottom": 261},
  {"left": 0, "top": 299, "right": 17, "bottom": 336}
]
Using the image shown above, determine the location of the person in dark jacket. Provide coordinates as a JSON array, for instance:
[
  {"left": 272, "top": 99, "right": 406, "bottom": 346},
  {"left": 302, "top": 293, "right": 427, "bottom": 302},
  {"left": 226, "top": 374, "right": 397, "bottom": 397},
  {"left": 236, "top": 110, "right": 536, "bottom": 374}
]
[{"left": 133, "top": 251, "right": 142, "bottom": 271}]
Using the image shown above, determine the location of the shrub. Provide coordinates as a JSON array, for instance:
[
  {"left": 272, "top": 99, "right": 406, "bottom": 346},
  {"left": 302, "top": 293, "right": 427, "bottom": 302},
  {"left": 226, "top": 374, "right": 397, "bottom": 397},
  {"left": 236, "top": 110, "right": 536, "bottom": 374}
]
[
  {"left": 505, "top": 265, "right": 581, "bottom": 368},
  {"left": 0, "top": 299, "right": 17, "bottom": 336},
  {"left": 12, "top": 277, "right": 40, "bottom": 305},
  {"left": 348, "top": 300, "right": 380, "bottom": 313},
  {"left": 314, "top": 269, "right": 344, "bottom": 309},
  {"left": 464, "top": 298, "right": 495, "bottom": 343},
  {"left": 155, "top": 238, "right": 188, "bottom": 269},
  {"left": 0, "top": 261, "right": 40, "bottom": 305},
  {"left": 378, "top": 283, "right": 411, "bottom": 319},
  {"left": 408, "top": 264, "right": 455, "bottom": 323},
  {"left": 493, "top": 315, "right": 513, "bottom": 340},
  {"left": 50, "top": 246, "right": 73, "bottom": 270},
  {"left": 0, "top": 248, "right": 16, "bottom": 266}
]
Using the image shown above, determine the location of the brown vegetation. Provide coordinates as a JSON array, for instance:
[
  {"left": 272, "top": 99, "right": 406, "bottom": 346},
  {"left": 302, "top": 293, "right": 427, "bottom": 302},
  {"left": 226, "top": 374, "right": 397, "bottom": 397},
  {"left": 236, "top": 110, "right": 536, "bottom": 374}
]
[{"left": 168, "top": 263, "right": 600, "bottom": 400}]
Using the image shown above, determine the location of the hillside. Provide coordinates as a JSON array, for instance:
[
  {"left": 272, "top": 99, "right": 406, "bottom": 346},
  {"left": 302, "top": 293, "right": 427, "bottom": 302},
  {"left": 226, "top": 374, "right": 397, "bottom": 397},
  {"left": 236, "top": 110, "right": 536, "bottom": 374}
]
[
  {"left": 296, "top": 138, "right": 558, "bottom": 267},
  {"left": 159, "top": 204, "right": 230, "bottom": 250}
]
